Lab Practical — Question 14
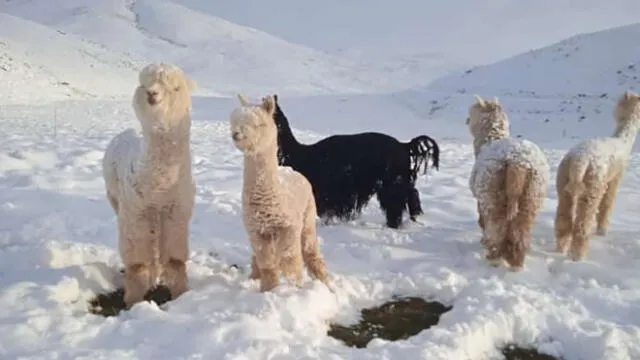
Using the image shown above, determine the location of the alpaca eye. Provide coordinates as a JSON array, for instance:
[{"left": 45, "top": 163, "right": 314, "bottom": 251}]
[{"left": 174, "top": 86, "right": 181, "bottom": 92}]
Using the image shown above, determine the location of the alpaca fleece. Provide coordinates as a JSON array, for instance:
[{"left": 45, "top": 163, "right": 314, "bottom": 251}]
[
  {"left": 467, "top": 95, "right": 549, "bottom": 270},
  {"left": 271, "top": 95, "right": 440, "bottom": 229},
  {"left": 230, "top": 94, "right": 330, "bottom": 292},
  {"left": 102, "top": 62, "right": 197, "bottom": 307},
  {"left": 555, "top": 91, "right": 640, "bottom": 261}
]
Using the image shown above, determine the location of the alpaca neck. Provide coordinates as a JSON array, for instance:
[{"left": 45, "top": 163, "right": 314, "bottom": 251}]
[
  {"left": 275, "top": 110, "right": 301, "bottom": 152},
  {"left": 137, "top": 118, "right": 192, "bottom": 192},
  {"left": 613, "top": 121, "right": 639, "bottom": 147},
  {"left": 243, "top": 144, "right": 281, "bottom": 202},
  {"left": 473, "top": 129, "right": 508, "bottom": 157}
]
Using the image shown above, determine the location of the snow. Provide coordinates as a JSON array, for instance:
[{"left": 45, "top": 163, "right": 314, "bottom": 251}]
[
  {"left": 470, "top": 137, "right": 550, "bottom": 201},
  {"left": 1, "top": 0, "right": 640, "bottom": 359}
]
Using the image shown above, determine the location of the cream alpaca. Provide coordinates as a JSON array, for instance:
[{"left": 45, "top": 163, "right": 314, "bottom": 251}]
[
  {"left": 229, "top": 94, "right": 330, "bottom": 292},
  {"left": 102, "top": 62, "right": 197, "bottom": 307},
  {"left": 467, "top": 95, "right": 549, "bottom": 270},
  {"left": 555, "top": 91, "right": 640, "bottom": 261}
]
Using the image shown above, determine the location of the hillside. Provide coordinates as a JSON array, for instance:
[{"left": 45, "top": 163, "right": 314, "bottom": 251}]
[
  {"left": 0, "top": 0, "right": 389, "bottom": 97},
  {"left": 397, "top": 22, "right": 640, "bottom": 151},
  {"left": 0, "top": 13, "right": 145, "bottom": 104},
  {"left": 174, "top": 0, "right": 640, "bottom": 87}
]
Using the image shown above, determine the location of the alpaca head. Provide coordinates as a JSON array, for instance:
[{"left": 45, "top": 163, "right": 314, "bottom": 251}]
[
  {"left": 133, "top": 62, "right": 197, "bottom": 132},
  {"left": 229, "top": 94, "right": 278, "bottom": 155},
  {"left": 466, "top": 94, "right": 510, "bottom": 140},
  {"left": 613, "top": 90, "right": 640, "bottom": 128}
]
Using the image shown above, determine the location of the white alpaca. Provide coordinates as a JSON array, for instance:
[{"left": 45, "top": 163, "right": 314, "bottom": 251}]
[
  {"left": 467, "top": 95, "right": 549, "bottom": 270},
  {"left": 555, "top": 91, "right": 640, "bottom": 261},
  {"left": 229, "top": 94, "right": 330, "bottom": 292},
  {"left": 102, "top": 62, "right": 197, "bottom": 307}
]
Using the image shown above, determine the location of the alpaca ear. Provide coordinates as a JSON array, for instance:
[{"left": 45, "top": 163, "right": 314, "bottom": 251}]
[
  {"left": 492, "top": 96, "right": 500, "bottom": 105},
  {"left": 623, "top": 90, "right": 638, "bottom": 100},
  {"left": 237, "top": 94, "right": 250, "bottom": 106},
  {"left": 473, "top": 94, "right": 485, "bottom": 108},
  {"left": 273, "top": 94, "right": 278, "bottom": 103},
  {"left": 262, "top": 95, "right": 276, "bottom": 115},
  {"left": 187, "top": 77, "right": 198, "bottom": 92}
]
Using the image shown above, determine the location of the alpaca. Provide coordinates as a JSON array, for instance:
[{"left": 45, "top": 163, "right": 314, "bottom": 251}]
[
  {"left": 270, "top": 94, "right": 440, "bottom": 229},
  {"left": 102, "top": 62, "right": 197, "bottom": 308},
  {"left": 554, "top": 91, "right": 640, "bottom": 261},
  {"left": 467, "top": 95, "right": 549, "bottom": 270},
  {"left": 229, "top": 94, "right": 330, "bottom": 292}
]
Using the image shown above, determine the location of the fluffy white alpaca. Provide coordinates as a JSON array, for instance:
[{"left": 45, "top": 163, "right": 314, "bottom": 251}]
[
  {"left": 467, "top": 95, "right": 549, "bottom": 270},
  {"left": 102, "top": 62, "right": 197, "bottom": 307},
  {"left": 229, "top": 94, "right": 330, "bottom": 292},
  {"left": 555, "top": 91, "right": 640, "bottom": 261}
]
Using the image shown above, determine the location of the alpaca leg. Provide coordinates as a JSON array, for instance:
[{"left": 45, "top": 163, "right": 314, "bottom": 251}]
[
  {"left": 301, "top": 202, "right": 330, "bottom": 288},
  {"left": 279, "top": 253, "right": 303, "bottom": 287},
  {"left": 570, "top": 186, "right": 605, "bottom": 261},
  {"left": 476, "top": 202, "right": 487, "bottom": 245},
  {"left": 107, "top": 192, "right": 119, "bottom": 212},
  {"left": 249, "top": 255, "right": 261, "bottom": 280},
  {"left": 596, "top": 173, "right": 623, "bottom": 236},
  {"left": 376, "top": 175, "right": 408, "bottom": 229},
  {"left": 277, "top": 225, "right": 303, "bottom": 287},
  {"left": 554, "top": 189, "right": 575, "bottom": 254},
  {"left": 480, "top": 188, "right": 507, "bottom": 267},
  {"left": 124, "top": 263, "right": 153, "bottom": 308},
  {"left": 503, "top": 196, "right": 538, "bottom": 271},
  {"left": 161, "top": 209, "right": 190, "bottom": 300},
  {"left": 483, "top": 216, "right": 507, "bottom": 267},
  {"left": 254, "top": 233, "right": 280, "bottom": 292},
  {"left": 120, "top": 215, "right": 157, "bottom": 308},
  {"left": 407, "top": 186, "right": 423, "bottom": 221},
  {"left": 164, "top": 258, "right": 188, "bottom": 298}
]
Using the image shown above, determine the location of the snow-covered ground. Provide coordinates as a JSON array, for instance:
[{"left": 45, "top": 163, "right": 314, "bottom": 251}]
[{"left": 1, "top": 1, "right": 640, "bottom": 359}]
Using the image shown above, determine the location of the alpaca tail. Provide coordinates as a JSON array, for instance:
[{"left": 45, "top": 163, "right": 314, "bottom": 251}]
[
  {"left": 406, "top": 135, "right": 440, "bottom": 179},
  {"left": 505, "top": 163, "right": 530, "bottom": 221},
  {"left": 562, "top": 157, "right": 588, "bottom": 197}
]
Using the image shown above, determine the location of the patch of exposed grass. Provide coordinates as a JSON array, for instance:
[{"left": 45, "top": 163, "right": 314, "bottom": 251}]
[
  {"left": 327, "top": 296, "right": 452, "bottom": 348},
  {"left": 501, "top": 344, "right": 561, "bottom": 360},
  {"left": 88, "top": 285, "right": 172, "bottom": 317}
]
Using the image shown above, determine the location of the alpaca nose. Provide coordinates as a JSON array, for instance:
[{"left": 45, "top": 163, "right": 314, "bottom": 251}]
[
  {"left": 147, "top": 91, "right": 158, "bottom": 105},
  {"left": 232, "top": 132, "right": 241, "bottom": 141}
]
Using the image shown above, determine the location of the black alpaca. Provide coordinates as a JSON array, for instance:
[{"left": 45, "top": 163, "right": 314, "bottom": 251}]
[{"left": 271, "top": 95, "right": 440, "bottom": 229}]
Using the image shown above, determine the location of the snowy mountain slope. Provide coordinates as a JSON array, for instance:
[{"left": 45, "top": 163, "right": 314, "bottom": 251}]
[
  {"left": 396, "top": 22, "right": 640, "bottom": 152},
  {"left": 428, "top": 23, "right": 640, "bottom": 97},
  {"left": 0, "top": 13, "right": 146, "bottom": 104},
  {"left": 175, "top": 0, "right": 640, "bottom": 86},
  {"left": 0, "top": 0, "right": 388, "bottom": 96}
]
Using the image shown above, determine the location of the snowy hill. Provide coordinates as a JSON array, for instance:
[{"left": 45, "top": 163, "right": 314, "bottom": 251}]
[
  {"left": 397, "top": 22, "right": 640, "bottom": 152},
  {"left": 0, "top": 13, "right": 144, "bottom": 104},
  {"left": 0, "top": 0, "right": 391, "bottom": 97},
  {"left": 1, "top": 1, "right": 640, "bottom": 360}
]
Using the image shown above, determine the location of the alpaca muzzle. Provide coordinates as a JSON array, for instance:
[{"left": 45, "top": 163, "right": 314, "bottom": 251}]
[{"left": 147, "top": 91, "right": 159, "bottom": 105}]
